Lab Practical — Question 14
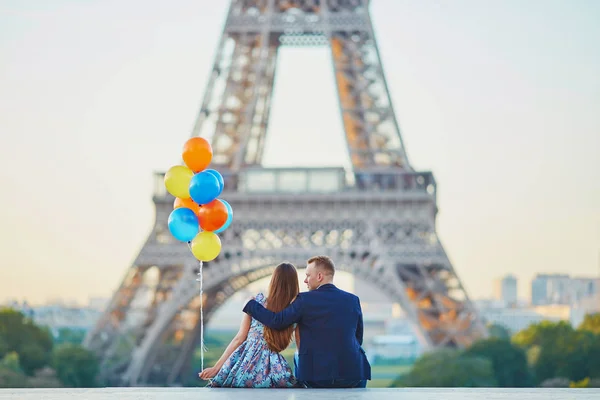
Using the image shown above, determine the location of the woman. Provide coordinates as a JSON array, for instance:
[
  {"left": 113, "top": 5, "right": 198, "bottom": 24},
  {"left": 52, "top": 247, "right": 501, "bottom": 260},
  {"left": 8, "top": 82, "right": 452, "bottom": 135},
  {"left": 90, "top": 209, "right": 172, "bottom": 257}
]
[{"left": 199, "top": 262, "right": 300, "bottom": 388}]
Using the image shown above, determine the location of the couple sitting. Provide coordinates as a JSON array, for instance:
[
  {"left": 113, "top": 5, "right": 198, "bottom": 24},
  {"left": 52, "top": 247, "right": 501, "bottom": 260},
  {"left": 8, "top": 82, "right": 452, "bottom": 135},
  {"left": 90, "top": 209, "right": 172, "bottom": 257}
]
[{"left": 199, "top": 255, "right": 371, "bottom": 388}]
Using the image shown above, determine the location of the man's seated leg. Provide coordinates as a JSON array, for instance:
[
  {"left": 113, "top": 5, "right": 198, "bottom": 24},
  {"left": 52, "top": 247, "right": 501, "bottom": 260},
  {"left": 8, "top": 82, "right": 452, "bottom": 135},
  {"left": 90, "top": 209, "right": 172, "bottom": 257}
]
[{"left": 293, "top": 353, "right": 309, "bottom": 388}]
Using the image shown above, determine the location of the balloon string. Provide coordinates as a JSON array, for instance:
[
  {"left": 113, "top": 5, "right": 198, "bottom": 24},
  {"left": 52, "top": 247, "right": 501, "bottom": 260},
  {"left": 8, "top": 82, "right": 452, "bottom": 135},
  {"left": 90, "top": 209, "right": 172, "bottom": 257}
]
[
  {"left": 188, "top": 242, "right": 208, "bottom": 378},
  {"left": 196, "top": 260, "right": 207, "bottom": 373}
]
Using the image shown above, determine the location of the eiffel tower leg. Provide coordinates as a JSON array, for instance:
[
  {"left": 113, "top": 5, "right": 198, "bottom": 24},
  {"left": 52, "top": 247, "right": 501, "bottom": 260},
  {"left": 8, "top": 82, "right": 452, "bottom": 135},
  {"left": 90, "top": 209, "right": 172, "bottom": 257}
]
[
  {"left": 193, "top": 1, "right": 280, "bottom": 169},
  {"left": 325, "top": 3, "right": 410, "bottom": 169},
  {"left": 82, "top": 265, "right": 148, "bottom": 384}
]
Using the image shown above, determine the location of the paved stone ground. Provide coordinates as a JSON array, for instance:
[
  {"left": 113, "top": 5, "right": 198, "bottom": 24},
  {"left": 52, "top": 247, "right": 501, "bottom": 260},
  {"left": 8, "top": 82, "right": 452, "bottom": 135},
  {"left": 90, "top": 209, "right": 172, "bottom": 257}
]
[{"left": 1, "top": 388, "right": 599, "bottom": 400}]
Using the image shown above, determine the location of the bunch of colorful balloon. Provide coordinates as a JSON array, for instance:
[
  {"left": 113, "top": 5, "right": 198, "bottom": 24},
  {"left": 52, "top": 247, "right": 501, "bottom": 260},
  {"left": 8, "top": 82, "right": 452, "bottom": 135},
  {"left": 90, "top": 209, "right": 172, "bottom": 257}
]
[{"left": 163, "top": 137, "right": 233, "bottom": 262}]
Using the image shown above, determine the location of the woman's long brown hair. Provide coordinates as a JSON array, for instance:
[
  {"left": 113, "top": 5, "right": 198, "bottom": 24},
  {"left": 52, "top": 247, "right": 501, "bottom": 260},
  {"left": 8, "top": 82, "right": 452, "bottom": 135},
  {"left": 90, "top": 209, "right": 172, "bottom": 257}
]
[{"left": 263, "top": 262, "right": 300, "bottom": 353}]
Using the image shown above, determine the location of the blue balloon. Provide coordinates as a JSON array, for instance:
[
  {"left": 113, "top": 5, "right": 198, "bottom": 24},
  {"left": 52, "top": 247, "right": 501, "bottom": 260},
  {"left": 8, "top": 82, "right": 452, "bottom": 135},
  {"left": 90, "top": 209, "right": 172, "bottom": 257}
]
[
  {"left": 205, "top": 169, "right": 224, "bottom": 195},
  {"left": 214, "top": 199, "right": 233, "bottom": 233},
  {"left": 168, "top": 208, "right": 199, "bottom": 242},
  {"left": 189, "top": 171, "right": 220, "bottom": 205}
]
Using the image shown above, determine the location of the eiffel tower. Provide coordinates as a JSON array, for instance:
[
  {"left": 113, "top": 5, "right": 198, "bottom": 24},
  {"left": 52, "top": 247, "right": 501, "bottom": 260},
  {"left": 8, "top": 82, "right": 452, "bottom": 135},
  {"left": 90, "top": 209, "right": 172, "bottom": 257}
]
[{"left": 84, "top": 0, "right": 487, "bottom": 386}]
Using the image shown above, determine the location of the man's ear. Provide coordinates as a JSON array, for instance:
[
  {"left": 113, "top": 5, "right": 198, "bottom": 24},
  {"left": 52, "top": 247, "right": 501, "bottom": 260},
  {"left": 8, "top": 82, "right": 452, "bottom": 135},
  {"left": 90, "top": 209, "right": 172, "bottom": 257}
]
[{"left": 316, "top": 271, "right": 323, "bottom": 282}]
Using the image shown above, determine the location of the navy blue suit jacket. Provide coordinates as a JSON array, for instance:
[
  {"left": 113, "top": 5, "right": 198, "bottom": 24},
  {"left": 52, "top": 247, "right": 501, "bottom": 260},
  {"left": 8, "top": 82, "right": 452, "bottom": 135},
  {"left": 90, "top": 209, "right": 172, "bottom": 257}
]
[{"left": 243, "top": 283, "right": 371, "bottom": 382}]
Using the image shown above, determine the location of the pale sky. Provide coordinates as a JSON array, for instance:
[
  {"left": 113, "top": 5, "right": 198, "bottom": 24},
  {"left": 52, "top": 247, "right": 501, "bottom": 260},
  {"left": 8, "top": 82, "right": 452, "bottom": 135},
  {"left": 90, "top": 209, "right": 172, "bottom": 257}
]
[{"left": 0, "top": 0, "right": 599, "bottom": 306}]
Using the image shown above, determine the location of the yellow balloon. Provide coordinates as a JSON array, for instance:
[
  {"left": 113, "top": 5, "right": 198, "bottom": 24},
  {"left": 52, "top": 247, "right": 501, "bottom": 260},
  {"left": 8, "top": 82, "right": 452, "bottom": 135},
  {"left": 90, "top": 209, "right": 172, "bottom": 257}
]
[
  {"left": 190, "top": 231, "right": 222, "bottom": 262},
  {"left": 164, "top": 165, "right": 194, "bottom": 199}
]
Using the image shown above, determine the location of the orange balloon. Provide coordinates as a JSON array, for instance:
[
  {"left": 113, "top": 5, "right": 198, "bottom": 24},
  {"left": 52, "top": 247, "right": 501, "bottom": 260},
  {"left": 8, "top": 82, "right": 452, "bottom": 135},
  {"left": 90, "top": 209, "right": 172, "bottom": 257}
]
[
  {"left": 182, "top": 137, "right": 213, "bottom": 173},
  {"left": 198, "top": 199, "right": 228, "bottom": 232},
  {"left": 173, "top": 197, "right": 201, "bottom": 218}
]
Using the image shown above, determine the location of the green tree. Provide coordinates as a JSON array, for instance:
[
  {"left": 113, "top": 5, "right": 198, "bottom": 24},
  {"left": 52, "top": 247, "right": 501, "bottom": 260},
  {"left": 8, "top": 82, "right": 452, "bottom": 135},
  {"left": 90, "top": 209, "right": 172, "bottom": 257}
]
[
  {"left": 0, "top": 352, "right": 27, "bottom": 388},
  {"left": 0, "top": 352, "right": 22, "bottom": 373},
  {"left": 0, "top": 336, "right": 8, "bottom": 359},
  {"left": 513, "top": 320, "right": 598, "bottom": 383},
  {"left": 0, "top": 309, "right": 53, "bottom": 375},
  {"left": 561, "top": 330, "right": 597, "bottom": 381},
  {"left": 582, "top": 332, "right": 600, "bottom": 378},
  {"left": 393, "top": 349, "right": 497, "bottom": 387},
  {"left": 52, "top": 343, "right": 99, "bottom": 387},
  {"left": 579, "top": 313, "right": 600, "bottom": 335},
  {"left": 512, "top": 321, "right": 571, "bottom": 383},
  {"left": 512, "top": 320, "right": 574, "bottom": 348},
  {"left": 18, "top": 344, "right": 49, "bottom": 376},
  {"left": 464, "top": 338, "right": 532, "bottom": 387},
  {"left": 487, "top": 324, "right": 511, "bottom": 340},
  {"left": 0, "top": 369, "right": 28, "bottom": 388},
  {"left": 570, "top": 377, "right": 591, "bottom": 388},
  {"left": 0, "top": 309, "right": 25, "bottom": 358}
]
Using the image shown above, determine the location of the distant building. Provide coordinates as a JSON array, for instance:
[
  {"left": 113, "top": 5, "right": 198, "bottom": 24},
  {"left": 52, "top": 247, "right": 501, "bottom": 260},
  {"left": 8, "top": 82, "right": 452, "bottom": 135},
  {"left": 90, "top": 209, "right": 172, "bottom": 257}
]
[
  {"left": 477, "top": 293, "right": 599, "bottom": 335},
  {"left": 531, "top": 274, "right": 599, "bottom": 306},
  {"left": 570, "top": 277, "right": 600, "bottom": 303},
  {"left": 494, "top": 274, "right": 518, "bottom": 307},
  {"left": 478, "top": 304, "right": 563, "bottom": 334},
  {"left": 368, "top": 335, "right": 420, "bottom": 362},
  {"left": 30, "top": 305, "right": 102, "bottom": 337},
  {"left": 570, "top": 293, "right": 600, "bottom": 327},
  {"left": 365, "top": 318, "right": 423, "bottom": 363},
  {"left": 4, "top": 300, "right": 35, "bottom": 318},
  {"left": 4, "top": 300, "right": 103, "bottom": 338},
  {"left": 531, "top": 275, "right": 550, "bottom": 306}
]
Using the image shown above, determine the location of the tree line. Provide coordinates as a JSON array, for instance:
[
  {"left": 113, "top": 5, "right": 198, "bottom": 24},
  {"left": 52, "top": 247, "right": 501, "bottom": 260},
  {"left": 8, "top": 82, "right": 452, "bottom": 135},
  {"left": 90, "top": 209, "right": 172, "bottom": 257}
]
[
  {"left": 2, "top": 305, "right": 599, "bottom": 388},
  {"left": 0, "top": 308, "right": 99, "bottom": 388},
  {"left": 393, "top": 313, "right": 600, "bottom": 388}
]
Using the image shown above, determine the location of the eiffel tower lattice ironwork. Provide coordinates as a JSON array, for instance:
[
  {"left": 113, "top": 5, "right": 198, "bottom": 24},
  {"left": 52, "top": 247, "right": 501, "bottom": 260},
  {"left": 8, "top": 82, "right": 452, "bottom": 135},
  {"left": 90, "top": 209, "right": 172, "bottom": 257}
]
[{"left": 84, "top": 0, "right": 487, "bottom": 386}]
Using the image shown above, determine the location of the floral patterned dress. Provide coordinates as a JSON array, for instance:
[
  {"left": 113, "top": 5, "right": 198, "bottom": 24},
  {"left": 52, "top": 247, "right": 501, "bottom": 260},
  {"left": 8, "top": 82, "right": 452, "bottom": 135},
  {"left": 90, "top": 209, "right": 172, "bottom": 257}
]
[{"left": 209, "top": 293, "right": 298, "bottom": 388}]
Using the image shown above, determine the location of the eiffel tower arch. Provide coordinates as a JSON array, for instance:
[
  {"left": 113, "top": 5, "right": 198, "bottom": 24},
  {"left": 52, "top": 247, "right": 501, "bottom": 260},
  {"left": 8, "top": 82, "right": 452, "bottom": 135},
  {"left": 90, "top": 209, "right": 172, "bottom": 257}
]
[{"left": 84, "top": 0, "right": 487, "bottom": 386}]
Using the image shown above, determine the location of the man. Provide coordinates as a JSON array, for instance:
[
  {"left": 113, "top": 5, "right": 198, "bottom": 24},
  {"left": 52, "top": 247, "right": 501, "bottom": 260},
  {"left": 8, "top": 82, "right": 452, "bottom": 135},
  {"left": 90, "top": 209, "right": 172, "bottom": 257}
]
[{"left": 243, "top": 256, "right": 371, "bottom": 388}]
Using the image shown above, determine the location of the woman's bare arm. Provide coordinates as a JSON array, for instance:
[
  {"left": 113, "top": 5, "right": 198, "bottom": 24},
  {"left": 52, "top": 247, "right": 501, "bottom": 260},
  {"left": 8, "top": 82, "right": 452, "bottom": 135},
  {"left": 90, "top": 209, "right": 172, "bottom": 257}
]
[{"left": 199, "top": 313, "right": 252, "bottom": 379}]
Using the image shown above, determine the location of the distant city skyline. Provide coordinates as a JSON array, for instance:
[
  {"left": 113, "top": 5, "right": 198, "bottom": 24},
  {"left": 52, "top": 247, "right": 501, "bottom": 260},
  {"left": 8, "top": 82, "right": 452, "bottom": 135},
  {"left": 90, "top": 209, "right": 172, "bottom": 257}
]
[
  {"left": 4, "top": 270, "right": 599, "bottom": 309},
  {"left": 6, "top": 271, "right": 598, "bottom": 339},
  {"left": 1, "top": 0, "right": 599, "bottom": 304}
]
